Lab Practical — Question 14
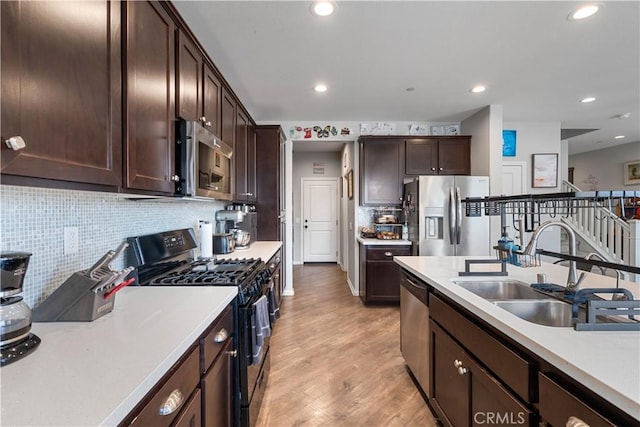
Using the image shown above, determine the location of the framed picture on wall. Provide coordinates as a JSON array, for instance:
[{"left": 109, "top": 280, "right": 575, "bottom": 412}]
[
  {"left": 532, "top": 153, "right": 558, "bottom": 188},
  {"left": 502, "top": 130, "right": 516, "bottom": 157},
  {"left": 624, "top": 160, "right": 640, "bottom": 185}
]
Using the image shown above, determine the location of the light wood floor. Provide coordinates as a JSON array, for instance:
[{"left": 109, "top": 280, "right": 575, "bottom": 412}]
[{"left": 256, "top": 264, "right": 437, "bottom": 427}]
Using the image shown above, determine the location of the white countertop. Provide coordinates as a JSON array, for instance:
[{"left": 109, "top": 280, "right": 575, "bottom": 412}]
[
  {"left": 357, "top": 237, "right": 412, "bottom": 246},
  {"left": 217, "top": 240, "right": 281, "bottom": 262},
  {"left": 0, "top": 286, "right": 237, "bottom": 427},
  {"left": 395, "top": 256, "right": 640, "bottom": 421}
]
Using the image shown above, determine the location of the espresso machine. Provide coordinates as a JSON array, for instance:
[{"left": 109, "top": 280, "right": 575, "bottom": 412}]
[
  {"left": 215, "top": 209, "right": 254, "bottom": 250},
  {"left": 0, "top": 252, "right": 41, "bottom": 366}
]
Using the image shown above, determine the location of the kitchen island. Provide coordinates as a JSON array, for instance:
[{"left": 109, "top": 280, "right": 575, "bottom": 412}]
[
  {"left": 0, "top": 286, "right": 237, "bottom": 426},
  {"left": 395, "top": 256, "right": 640, "bottom": 423}
]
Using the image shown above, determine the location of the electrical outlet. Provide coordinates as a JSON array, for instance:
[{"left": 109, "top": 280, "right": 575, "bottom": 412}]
[{"left": 64, "top": 226, "right": 79, "bottom": 255}]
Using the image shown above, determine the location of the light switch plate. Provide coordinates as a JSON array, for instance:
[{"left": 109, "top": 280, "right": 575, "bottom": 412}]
[{"left": 64, "top": 226, "right": 79, "bottom": 255}]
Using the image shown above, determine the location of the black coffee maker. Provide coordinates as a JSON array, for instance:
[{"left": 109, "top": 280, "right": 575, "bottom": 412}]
[{"left": 0, "top": 252, "right": 41, "bottom": 366}]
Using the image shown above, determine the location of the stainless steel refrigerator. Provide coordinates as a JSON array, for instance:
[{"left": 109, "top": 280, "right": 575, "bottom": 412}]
[{"left": 404, "top": 176, "right": 491, "bottom": 256}]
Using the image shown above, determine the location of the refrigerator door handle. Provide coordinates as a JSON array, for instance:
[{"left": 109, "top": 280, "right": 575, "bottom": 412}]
[
  {"left": 455, "top": 187, "right": 462, "bottom": 244},
  {"left": 448, "top": 187, "right": 456, "bottom": 244}
]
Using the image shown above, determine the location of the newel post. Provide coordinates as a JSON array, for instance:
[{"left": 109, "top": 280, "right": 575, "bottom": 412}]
[{"left": 628, "top": 219, "right": 640, "bottom": 283}]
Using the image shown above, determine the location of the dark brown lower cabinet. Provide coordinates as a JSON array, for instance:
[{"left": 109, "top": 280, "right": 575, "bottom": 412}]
[
  {"left": 430, "top": 321, "right": 534, "bottom": 427},
  {"left": 173, "top": 388, "right": 202, "bottom": 427},
  {"left": 202, "top": 340, "right": 233, "bottom": 427},
  {"left": 359, "top": 244, "right": 411, "bottom": 304}
]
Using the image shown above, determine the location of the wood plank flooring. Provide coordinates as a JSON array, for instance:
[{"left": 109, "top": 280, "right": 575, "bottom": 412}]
[{"left": 256, "top": 264, "right": 437, "bottom": 426}]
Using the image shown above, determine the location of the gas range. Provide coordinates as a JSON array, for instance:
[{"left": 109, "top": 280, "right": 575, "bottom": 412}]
[{"left": 149, "top": 258, "right": 268, "bottom": 304}]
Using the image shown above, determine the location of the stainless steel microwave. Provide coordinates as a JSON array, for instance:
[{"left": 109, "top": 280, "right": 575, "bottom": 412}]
[{"left": 175, "top": 120, "right": 233, "bottom": 201}]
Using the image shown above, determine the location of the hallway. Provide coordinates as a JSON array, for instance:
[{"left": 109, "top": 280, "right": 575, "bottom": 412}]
[{"left": 256, "top": 264, "right": 436, "bottom": 426}]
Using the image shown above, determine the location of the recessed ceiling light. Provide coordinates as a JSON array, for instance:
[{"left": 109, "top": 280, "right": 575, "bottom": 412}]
[
  {"left": 314, "top": 84, "right": 328, "bottom": 93},
  {"left": 616, "top": 113, "right": 631, "bottom": 119},
  {"left": 614, "top": 135, "right": 625, "bottom": 139},
  {"left": 406, "top": 87, "right": 416, "bottom": 92},
  {"left": 310, "top": 1, "right": 336, "bottom": 17},
  {"left": 470, "top": 85, "right": 486, "bottom": 93},
  {"left": 568, "top": 4, "right": 601, "bottom": 21},
  {"left": 580, "top": 96, "right": 596, "bottom": 103}
]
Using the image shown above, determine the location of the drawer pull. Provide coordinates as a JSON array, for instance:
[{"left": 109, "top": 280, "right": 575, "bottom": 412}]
[
  {"left": 158, "top": 389, "right": 184, "bottom": 416},
  {"left": 566, "top": 416, "right": 590, "bottom": 427},
  {"left": 384, "top": 252, "right": 393, "bottom": 257},
  {"left": 226, "top": 349, "right": 238, "bottom": 357},
  {"left": 213, "top": 328, "right": 229, "bottom": 343}
]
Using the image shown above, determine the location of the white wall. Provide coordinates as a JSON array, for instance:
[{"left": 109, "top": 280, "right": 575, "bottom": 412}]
[
  {"left": 569, "top": 141, "right": 640, "bottom": 190},
  {"left": 291, "top": 151, "right": 342, "bottom": 263}
]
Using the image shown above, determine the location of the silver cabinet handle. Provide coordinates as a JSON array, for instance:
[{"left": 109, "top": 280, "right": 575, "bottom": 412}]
[
  {"left": 240, "top": 192, "right": 253, "bottom": 196},
  {"left": 213, "top": 328, "right": 229, "bottom": 343},
  {"left": 453, "top": 359, "right": 462, "bottom": 368},
  {"left": 226, "top": 349, "right": 238, "bottom": 357},
  {"left": 384, "top": 251, "right": 393, "bottom": 257},
  {"left": 158, "top": 389, "right": 184, "bottom": 416},
  {"left": 453, "top": 359, "right": 468, "bottom": 374},
  {"left": 431, "top": 167, "right": 436, "bottom": 171},
  {"left": 457, "top": 366, "right": 468, "bottom": 375},
  {"left": 5, "top": 136, "right": 26, "bottom": 151},
  {"left": 200, "top": 116, "right": 211, "bottom": 127},
  {"left": 566, "top": 416, "right": 590, "bottom": 427},
  {"left": 439, "top": 167, "right": 444, "bottom": 171},
  {"left": 170, "top": 175, "right": 180, "bottom": 182}
]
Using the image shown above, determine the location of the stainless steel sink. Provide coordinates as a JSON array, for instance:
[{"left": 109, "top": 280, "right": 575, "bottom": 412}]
[
  {"left": 453, "top": 280, "right": 551, "bottom": 300},
  {"left": 493, "top": 300, "right": 583, "bottom": 327}
]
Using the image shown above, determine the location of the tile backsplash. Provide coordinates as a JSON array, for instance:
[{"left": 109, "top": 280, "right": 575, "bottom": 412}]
[{"left": 1, "top": 185, "right": 226, "bottom": 308}]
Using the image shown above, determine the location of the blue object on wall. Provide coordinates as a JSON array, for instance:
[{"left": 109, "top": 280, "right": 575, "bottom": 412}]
[{"left": 502, "top": 130, "right": 516, "bottom": 156}]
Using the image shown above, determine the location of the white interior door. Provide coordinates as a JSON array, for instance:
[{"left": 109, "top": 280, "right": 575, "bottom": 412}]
[
  {"left": 302, "top": 178, "right": 338, "bottom": 262},
  {"left": 502, "top": 161, "right": 527, "bottom": 196}
]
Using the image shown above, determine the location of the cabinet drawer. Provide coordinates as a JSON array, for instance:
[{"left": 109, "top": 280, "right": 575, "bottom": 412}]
[
  {"left": 128, "top": 347, "right": 200, "bottom": 427},
  {"left": 201, "top": 305, "right": 234, "bottom": 373},
  {"left": 430, "top": 294, "right": 533, "bottom": 402},
  {"left": 366, "top": 246, "right": 410, "bottom": 260},
  {"left": 539, "top": 373, "right": 616, "bottom": 427}
]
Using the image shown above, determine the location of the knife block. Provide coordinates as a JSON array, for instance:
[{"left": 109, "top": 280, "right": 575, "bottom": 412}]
[{"left": 32, "top": 272, "right": 116, "bottom": 322}]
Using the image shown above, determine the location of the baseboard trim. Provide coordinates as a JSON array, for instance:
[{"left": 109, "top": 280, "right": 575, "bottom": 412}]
[{"left": 347, "top": 277, "right": 357, "bottom": 296}]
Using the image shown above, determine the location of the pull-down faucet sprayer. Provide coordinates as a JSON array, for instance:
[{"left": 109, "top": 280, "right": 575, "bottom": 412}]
[{"left": 522, "top": 221, "right": 587, "bottom": 291}]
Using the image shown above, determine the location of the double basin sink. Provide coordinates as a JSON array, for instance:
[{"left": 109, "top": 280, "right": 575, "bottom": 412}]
[{"left": 452, "top": 279, "right": 579, "bottom": 327}]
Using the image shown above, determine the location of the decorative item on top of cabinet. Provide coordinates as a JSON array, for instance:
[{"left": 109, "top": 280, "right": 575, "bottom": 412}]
[
  {"left": 359, "top": 137, "right": 404, "bottom": 206},
  {"left": 405, "top": 136, "right": 471, "bottom": 176},
  {"left": 1, "top": 0, "right": 122, "bottom": 188},
  {"left": 359, "top": 243, "right": 410, "bottom": 304},
  {"left": 124, "top": 0, "right": 176, "bottom": 194}
]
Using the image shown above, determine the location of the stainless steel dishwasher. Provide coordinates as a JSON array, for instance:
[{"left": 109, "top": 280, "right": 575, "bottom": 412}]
[{"left": 400, "top": 270, "right": 431, "bottom": 397}]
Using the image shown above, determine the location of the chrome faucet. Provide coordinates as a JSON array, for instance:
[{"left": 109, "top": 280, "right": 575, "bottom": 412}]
[
  {"left": 585, "top": 252, "right": 622, "bottom": 290},
  {"left": 522, "top": 221, "right": 587, "bottom": 291}
]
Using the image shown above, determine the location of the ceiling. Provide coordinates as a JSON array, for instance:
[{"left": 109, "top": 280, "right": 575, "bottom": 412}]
[{"left": 172, "top": 1, "right": 640, "bottom": 155}]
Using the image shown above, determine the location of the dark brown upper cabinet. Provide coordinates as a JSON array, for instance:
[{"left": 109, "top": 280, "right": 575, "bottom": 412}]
[
  {"left": 1, "top": 0, "right": 122, "bottom": 188},
  {"left": 405, "top": 137, "right": 471, "bottom": 176},
  {"left": 176, "top": 30, "right": 202, "bottom": 122},
  {"left": 124, "top": 0, "right": 176, "bottom": 194},
  {"left": 220, "top": 87, "right": 236, "bottom": 147},
  {"left": 233, "top": 108, "right": 257, "bottom": 203},
  {"left": 360, "top": 137, "right": 404, "bottom": 206},
  {"left": 203, "top": 64, "right": 222, "bottom": 137}
]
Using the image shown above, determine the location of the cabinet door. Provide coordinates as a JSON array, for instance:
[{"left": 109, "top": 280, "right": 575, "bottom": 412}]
[
  {"left": 172, "top": 388, "right": 202, "bottom": 427},
  {"left": 255, "top": 126, "right": 285, "bottom": 240},
  {"left": 431, "top": 321, "right": 469, "bottom": 427},
  {"left": 405, "top": 139, "right": 438, "bottom": 175},
  {"left": 220, "top": 87, "right": 236, "bottom": 146},
  {"left": 203, "top": 64, "right": 222, "bottom": 136},
  {"left": 360, "top": 139, "right": 403, "bottom": 206},
  {"left": 1, "top": 0, "right": 122, "bottom": 187},
  {"left": 439, "top": 137, "right": 470, "bottom": 175},
  {"left": 246, "top": 124, "right": 257, "bottom": 203},
  {"left": 124, "top": 0, "right": 175, "bottom": 193},
  {"left": 176, "top": 30, "right": 202, "bottom": 122},
  {"left": 234, "top": 109, "right": 249, "bottom": 201},
  {"left": 201, "top": 340, "right": 233, "bottom": 427}
]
